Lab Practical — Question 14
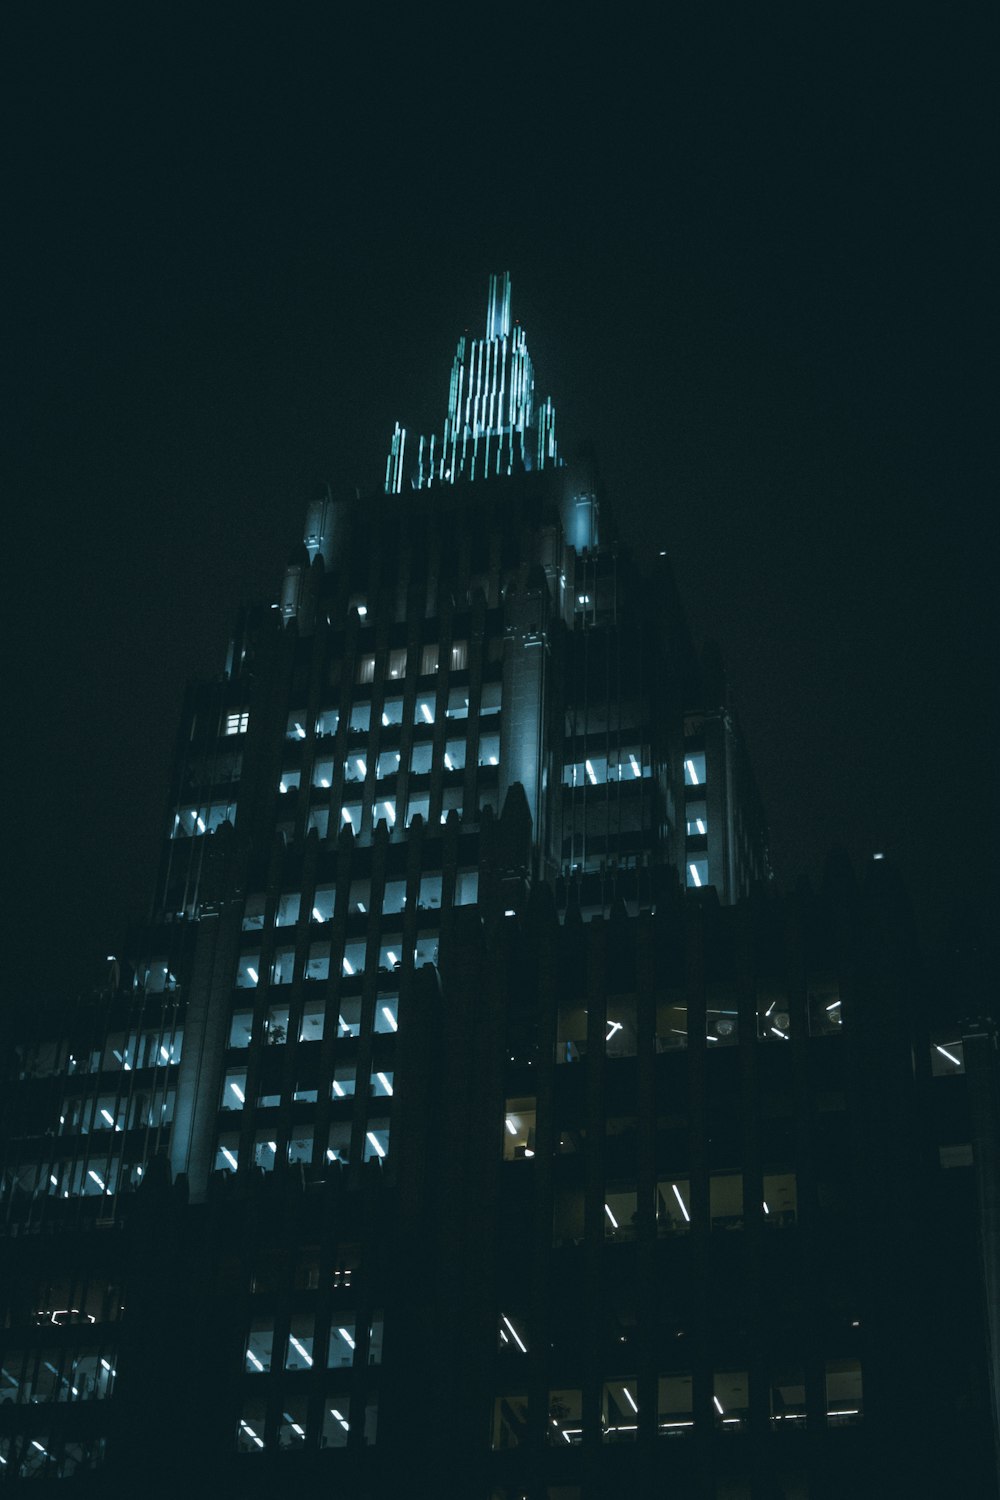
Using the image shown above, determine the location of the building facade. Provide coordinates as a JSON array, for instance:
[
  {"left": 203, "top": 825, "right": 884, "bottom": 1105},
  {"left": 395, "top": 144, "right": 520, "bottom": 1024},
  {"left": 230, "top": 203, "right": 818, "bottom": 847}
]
[{"left": 1, "top": 280, "right": 996, "bottom": 1497}]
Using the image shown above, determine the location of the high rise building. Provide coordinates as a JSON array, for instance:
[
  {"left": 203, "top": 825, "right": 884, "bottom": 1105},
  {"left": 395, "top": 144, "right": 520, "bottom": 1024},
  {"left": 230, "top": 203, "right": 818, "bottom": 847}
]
[{"left": 1, "top": 279, "right": 996, "bottom": 1498}]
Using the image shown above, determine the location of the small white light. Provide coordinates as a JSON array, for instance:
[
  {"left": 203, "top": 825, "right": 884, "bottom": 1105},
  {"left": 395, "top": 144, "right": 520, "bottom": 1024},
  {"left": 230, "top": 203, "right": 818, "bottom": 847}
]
[
  {"left": 504, "top": 908, "right": 515, "bottom": 917},
  {"left": 387, "top": 951, "right": 398, "bottom": 966},
  {"left": 444, "top": 754, "right": 453, "bottom": 771},
  {"left": 763, "top": 1201, "right": 770, "bottom": 1214},
  {"left": 295, "top": 722, "right": 306, "bottom": 739},
  {"left": 50, "top": 1174, "right": 58, "bottom": 1186},
  {"left": 826, "top": 1000, "right": 842, "bottom": 1011},
  {"left": 696, "top": 818, "right": 706, "bottom": 835},
  {"left": 382, "top": 713, "right": 390, "bottom": 727},
  {"left": 873, "top": 852, "right": 884, "bottom": 860},
  {"left": 332, "top": 1081, "right": 345, "bottom": 1097},
  {"left": 770, "top": 1026, "right": 789, "bottom": 1040},
  {"left": 489, "top": 755, "right": 498, "bottom": 765},
  {"left": 357, "top": 605, "right": 367, "bottom": 618}
]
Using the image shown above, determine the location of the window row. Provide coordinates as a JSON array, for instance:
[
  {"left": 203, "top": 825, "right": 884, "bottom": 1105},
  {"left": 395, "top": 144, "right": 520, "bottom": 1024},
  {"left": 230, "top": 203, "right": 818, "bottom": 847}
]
[
  {"left": 281, "top": 734, "right": 499, "bottom": 793},
  {"left": 286, "top": 680, "right": 501, "bottom": 739},
  {"left": 491, "top": 1360, "right": 863, "bottom": 1447},
  {"left": 549, "top": 1173, "right": 798, "bottom": 1244},
  {"left": 238, "top": 1394, "right": 377, "bottom": 1452},
  {"left": 235, "top": 934, "right": 437, "bottom": 991},
  {"left": 241, "top": 872, "right": 477, "bottom": 930},
  {"left": 215, "top": 1117, "right": 390, "bottom": 1173},
  {"left": 555, "top": 978, "right": 842, "bottom": 1061},
  {"left": 562, "top": 748, "right": 652, "bottom": 787},
  {"left": 171, "top": 800, "right": 237, "bottom": 838},
  {"left": 58, "top": 1086, "right": 176, "bottom": 1134},
  {"left": 244, "top": 1312, "right": 383, "bottom": 1373},
  {"left": 356, "top": 641, "right": 469, "bottom": 682},
  {"left": 0, "top": 1435, "right": 105, "bottom": 1481},
  {"left": 1, "top": 1346, "right": 117, "bottom": 1404},
  {"left": 228, "top": 992, "right": 399, "bottom": 1049},
  {"left": 16, "top": 1026, "right": 182, "bottom": 1080},
  {"left": 222, "top": 1066, "right": 393, "bottom": 1110},
  {"left": 279, "top": 788, "right": 495, "bottom": 840}
]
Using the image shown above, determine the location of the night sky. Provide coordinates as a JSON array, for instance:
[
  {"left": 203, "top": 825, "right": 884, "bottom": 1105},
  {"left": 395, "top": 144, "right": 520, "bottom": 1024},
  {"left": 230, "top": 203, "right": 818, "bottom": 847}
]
[{"left": 8, "top": 9, "right": 995, "bottom": 1005}]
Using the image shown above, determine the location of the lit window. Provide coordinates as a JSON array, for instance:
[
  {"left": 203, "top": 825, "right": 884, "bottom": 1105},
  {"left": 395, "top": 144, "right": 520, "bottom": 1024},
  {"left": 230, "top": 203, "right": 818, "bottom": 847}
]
[
  {"left": 305, "top": 942, "right": 330, "bottom": 981},
  {"left": 686, "top": 858, "right": 708, "bottom": 889},
  {"left": 503, "top": 1098, "right": 536, "bottom": 1160},
  {"left": 547, "top": 1388, "right": 583, "bottom": 1446},
  {"left": 602, "top": 1379, "right": 639, "bottom": 1443},
  {"left": 492, "top": 1393, "right": 529, "bottom": 1449},
  {"left": 322, "top": 1403, "right": 350, "bottom": 1448},
  {"left": 714, "top": 1370, "right": 750, "bottom": 1431},
  {"left": 684, "top": 753, "right": 706, "bottom": 786},
  {"left": 285, "top": 1315, "right": 315, "bottom": 1370},
  {"left": 356, "top": 655, "right": 376, "bottom": 685},
  {"left": 931, "top": 1038, "right": 965, "bottom": 1074},
  {"left": 420, "top": 644, "right": 439, "bottom": 675},
  {"left": 382, "top": 696, "right": 404, "bottom": 726},
  {"left": 327, "top": 1319, "right": 357, "bottom": 1368},
  {"left": 685, "top": 801, "right": 707, "bottom": 837},
  {"left": 387, "top": 648, "right": 407, "bottom": 679},
  {"left": 225, "top": 711, "right": 250, "bottom": 736},
  {"left": 315, "top": 707, "right": 339, "bottom": 737},
  {"left": 313, "top": 758, "right": 335, "bottom": 789},
  {"left": 658, "top": 1374, "right": 694, "bottom": 1437},
  {"left": 299, "top": 998, "right": 325, "bottom": 1042},
  {"left": 826, "top": 1358, "right": 863, "bottom": 1425},
  {"left": 236, "top": 957, "right": 260, "bottom": 990},
  {"left": 275, "top": 892, "right": 300, "bottom": 927},
  {"left": 770, "top": 1369, "right": 806, "bottom": 1427},
  {"left": 375, "top": 995, "right": 399, "bottom": 1033},
  {"left": 656, "top": 1178, "right": 691, "bottom": 1234},
  {"left": 245, "top": 1319, "right": 274, "bottom": 1374},
  {"left": 445, "top": 686, "right": 470, "bottom": 719},
  {"left": 364, "top": 1120, "right": 390, "bottom": 1161},
  {"left": 415, "top": 694, "right": 435, "bottom": 725},
  {"left": 407, "top": 794, "right": 430, "bottom": 826}
]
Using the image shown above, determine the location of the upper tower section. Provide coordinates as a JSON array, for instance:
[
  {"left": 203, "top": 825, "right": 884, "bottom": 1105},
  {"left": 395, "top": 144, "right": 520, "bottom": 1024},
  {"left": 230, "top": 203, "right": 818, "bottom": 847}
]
[{"left": 384, "top": 272, "right": 559, "bottom": 495}]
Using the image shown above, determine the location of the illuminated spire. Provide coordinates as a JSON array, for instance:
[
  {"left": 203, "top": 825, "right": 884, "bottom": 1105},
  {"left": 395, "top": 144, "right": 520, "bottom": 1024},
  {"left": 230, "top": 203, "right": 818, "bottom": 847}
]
[{"left": 386, "top": 273, "right": 559, "bottom": 493}]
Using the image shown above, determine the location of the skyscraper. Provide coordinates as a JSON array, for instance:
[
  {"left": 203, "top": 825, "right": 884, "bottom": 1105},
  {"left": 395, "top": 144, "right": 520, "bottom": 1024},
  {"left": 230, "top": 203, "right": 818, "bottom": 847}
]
[{"left": 1, "top": 278, "right": 995, "bottom": 1498}]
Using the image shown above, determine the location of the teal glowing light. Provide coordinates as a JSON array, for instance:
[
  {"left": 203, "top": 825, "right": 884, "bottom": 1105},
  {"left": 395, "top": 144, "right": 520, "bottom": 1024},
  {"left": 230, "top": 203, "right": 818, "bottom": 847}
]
[{"left": 386, "top": 273, "right": 559, "bottom": 493}]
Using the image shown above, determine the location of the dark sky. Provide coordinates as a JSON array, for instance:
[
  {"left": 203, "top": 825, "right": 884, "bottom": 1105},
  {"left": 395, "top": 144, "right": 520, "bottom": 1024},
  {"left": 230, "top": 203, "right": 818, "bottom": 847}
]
[{"left": 8, "top": 9, "right": 995, "bottom": 1002}]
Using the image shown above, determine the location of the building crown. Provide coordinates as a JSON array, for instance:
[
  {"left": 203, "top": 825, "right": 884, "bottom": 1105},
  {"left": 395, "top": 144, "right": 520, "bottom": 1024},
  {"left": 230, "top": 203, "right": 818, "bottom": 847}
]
[{"left": 385, "top": 272, "right": 558, "bottom": 494}]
